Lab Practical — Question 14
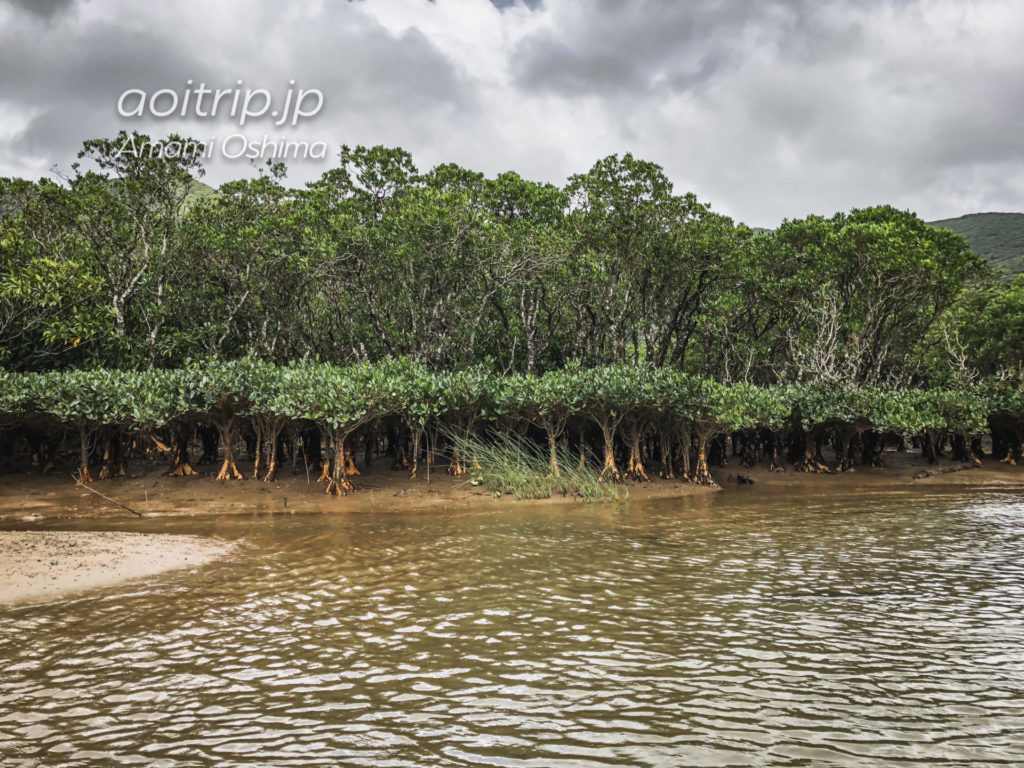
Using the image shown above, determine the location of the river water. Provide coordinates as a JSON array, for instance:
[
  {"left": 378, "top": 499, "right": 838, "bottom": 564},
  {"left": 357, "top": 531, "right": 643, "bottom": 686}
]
[{"left": 2, "top": 486, "right": 1024, "bottom": 766}]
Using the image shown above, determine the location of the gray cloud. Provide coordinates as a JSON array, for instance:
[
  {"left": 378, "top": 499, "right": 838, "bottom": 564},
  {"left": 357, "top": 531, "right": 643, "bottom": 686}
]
[
  {"left": 0, "top": 0, "right": 473, "bottom": 182},
  {"left": 489, "top": 0, "right": 543, "bottom": 12},
  {"left": 513, "top": 0, "right": 756, "bottom": 96},
  {"left": 1, "top": 0, "right": 77, "bottom": 20},
  {"left": 500, "top": 0, "right": 1024, "bottom": 223},
  {"left": 0, "top": 0, "right": 1022, "bottom": 226}
]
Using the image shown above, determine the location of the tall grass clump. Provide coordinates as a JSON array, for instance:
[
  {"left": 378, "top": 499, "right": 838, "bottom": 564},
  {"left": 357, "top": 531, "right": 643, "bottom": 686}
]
[{"left": 447, "top": 429, "right": 625, "bottom": 502}]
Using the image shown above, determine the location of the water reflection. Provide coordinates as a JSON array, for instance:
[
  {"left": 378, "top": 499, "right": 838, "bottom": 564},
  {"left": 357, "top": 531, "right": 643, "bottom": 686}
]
[{"left": 2, "top": 489, "right": 1024, "bottom": 766}]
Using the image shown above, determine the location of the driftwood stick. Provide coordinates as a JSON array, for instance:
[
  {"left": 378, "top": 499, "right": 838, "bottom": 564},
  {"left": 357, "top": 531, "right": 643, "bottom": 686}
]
[{"left": 73, "top": 473, "right": 143, "bottom": 517}]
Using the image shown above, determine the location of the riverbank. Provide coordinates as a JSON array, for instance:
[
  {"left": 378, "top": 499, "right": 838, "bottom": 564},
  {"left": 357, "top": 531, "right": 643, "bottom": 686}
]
[
  {"left": 0, "top": 530, "right": 234, "bottom": 605},
  {"left": 1, "top": 449, "right": 1021, "bottom": 524}
]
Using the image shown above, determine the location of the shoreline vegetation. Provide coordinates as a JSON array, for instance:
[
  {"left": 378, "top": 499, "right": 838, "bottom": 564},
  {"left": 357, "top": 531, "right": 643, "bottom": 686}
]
[{"left": 1, "top": 131, "right": 1023, "bottom": 511}]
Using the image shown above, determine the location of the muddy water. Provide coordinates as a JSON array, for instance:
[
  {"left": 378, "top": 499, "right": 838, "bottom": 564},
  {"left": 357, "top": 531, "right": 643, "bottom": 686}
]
[{"left": 2, "top": 487, "right": 1024, "bottom": 766}]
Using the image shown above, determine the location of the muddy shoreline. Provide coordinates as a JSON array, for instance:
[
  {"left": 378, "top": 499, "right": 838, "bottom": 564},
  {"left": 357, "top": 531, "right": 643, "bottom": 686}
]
[{"left": 1, "top": 449, "right": 1021, "bottom": 524}]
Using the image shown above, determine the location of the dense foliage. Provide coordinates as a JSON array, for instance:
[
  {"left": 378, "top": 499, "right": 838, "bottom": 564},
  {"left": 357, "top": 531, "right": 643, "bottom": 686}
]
[
  {"left": 0, "top": 359, "right": 1021, "bottom": 493},
  {"left": 1, "top": 132, "right": 1022, "bottom": 493},
  {"left": 3, "top": 131, "right": 1006, "bottom": 383}
]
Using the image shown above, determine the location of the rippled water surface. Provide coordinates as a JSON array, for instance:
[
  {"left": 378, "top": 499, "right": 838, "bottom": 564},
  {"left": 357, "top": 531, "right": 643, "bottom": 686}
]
[{"left": 3, "top": 488, "right": 1024, "bottom": 766}]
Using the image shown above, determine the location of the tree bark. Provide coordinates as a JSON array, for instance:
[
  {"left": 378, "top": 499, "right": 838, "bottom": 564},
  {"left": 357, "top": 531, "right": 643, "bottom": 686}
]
[
  {"left": 214, "top": 416, "right": 243, "bottom": 481},
  {"left": 598, "top": 420, "right": 620, "bottom": 481},
  {"left": 690, "top": 425, "right": 718, "bottom": 487},
  {"left": 77, "top": 425, "right": 94, "bottom": 484},
  {"left": 325, "top": 431, "right": 355, "bottom": 495},
  {"left": 623, "top": 420, "right": 648, "bottom": 481},
  {"left": 167, "top": 423, "right": 198, "bottom": 477}
]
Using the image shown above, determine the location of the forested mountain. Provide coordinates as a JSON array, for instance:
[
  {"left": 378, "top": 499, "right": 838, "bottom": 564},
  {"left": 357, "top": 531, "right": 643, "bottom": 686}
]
[{"left": 928, "top": 212, "right": 1024, "bottom": 275}]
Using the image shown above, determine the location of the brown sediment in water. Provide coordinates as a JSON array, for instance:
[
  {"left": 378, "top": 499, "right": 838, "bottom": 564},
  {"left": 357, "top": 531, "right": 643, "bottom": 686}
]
[
  {"left": 0, "top": 452, "right": 1019, "bottom": 605},
  {"left": 0, "top": 530, "right": 233, "bottom": 606}
]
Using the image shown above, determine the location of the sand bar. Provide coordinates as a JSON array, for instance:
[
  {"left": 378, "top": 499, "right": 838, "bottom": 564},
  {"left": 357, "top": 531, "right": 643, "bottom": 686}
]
[{"left": 0, "top": 530, "right": 233, "bottom": 605}]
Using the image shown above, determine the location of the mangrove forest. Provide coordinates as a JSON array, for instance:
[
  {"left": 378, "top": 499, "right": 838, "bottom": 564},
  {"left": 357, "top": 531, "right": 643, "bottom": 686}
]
[{"left": 1, "top": 132, "right": 1022, "bottom": 495}]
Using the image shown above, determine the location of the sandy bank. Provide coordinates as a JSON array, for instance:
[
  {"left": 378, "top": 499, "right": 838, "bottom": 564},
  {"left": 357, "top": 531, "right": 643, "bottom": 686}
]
[{"left": 0, "top": 530, "right": 233, "bottom": 605}]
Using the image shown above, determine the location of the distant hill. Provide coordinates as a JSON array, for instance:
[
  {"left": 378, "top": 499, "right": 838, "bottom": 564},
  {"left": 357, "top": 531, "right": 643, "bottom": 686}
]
[
  {"left": 185, "top": 179, "right": 217, "bottom": 208},
  {"left": 928, "top": 212, "right": 1024, "bottom": 276}
]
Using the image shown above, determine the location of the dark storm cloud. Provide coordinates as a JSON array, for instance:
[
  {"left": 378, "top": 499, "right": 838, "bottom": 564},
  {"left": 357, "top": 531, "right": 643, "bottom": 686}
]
[
  {"left": 511, "top": 0, "right": 880, "bottom": 97},
  {"left": 288, "top": 10, "right": 471, "bottom": 114},
  {"left": 1, "top": 0, "right": 76, "bottom": 20}
]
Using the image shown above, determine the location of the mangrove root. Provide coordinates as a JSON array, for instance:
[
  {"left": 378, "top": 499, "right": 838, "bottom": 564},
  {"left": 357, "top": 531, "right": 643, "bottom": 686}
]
[
  {"left": 168, "top": 460, "right": 198, "bottom": 477},
  {"left": 325, "top": 475, "right": 354, "bottom": 496},
  {"left": 216, "top": 458, "right": 243, "bottom": 481},
  {"left": 795, "top": 453, "right": 831, "bottom": 473}
]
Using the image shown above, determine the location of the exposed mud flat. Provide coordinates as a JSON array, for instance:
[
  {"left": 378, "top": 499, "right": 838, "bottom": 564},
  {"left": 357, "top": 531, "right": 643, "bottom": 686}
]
[
  {"left": 0, "top": 450, "right": 1021, "bottom": 525},
  {"left": 0, "top": 530, "right": 234, "bottom": 605},
  {"left": 0, "top": 458, "right": 708, "bottom": 522}
]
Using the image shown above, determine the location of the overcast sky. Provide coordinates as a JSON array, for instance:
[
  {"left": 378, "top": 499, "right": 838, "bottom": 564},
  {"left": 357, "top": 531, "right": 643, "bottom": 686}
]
[{"left": 1, "top": 0, "right": 1022, "bottom": 227}]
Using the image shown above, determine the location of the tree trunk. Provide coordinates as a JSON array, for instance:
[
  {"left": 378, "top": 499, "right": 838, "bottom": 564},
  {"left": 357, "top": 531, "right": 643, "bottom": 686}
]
[
  {"left": 320, "top": 433, "right": 333, "bottom": 484},
  {"left": 345, "top": 438, "right": 361, "bottom": 476},
  {"left": 264, "top": 435, "right": 280, "bottom": 482},
  {"left": 325, "top": 431, "right": 355, "bottom": 495},
  {"left": 214, "top": 417, "right": 243, "bottom": 481},
  {"left": 971, "top": 437, "right": 985, "bottom": 461},
  {"left": 764, "top": 429, "right": 785, "bottom": 472},
  {"left": 861, "top": 430, "right": 885, "bottom": 468},
  {"left": 623, "top": 420, "right": 648, "bottom": 481},
  {"left": 409, "top": 428, "right": 423, "bottom": 479},
  {"left": 547, "top": 426, "right": 560, "bottom": 477},
  {"left": 795, "top": 427, "right": 830, "bottom": 473},
  {"left": 658, "top": 428, "right": 674, "bottom": 479},
  {"left": 598, "top": 420, "right": 620, "bottom": 481},
  {"left": 448, "top": 426, "right": 467, "bottom": 476},
  {"left": 690, "top": 426, "right": 718, "bottom": 487},
  {"left": 98, "top": 427, "right": 127, "bottom": 480},
  {"left": 737, "top": 430, "right": 757, "bottom": 469},
  {"left": 252, "top": 428, "right": 263, "bottom": 480},
  {"left": 835, "top": 429, "right": 857, "bottom": 472},
  {"left": 302, "top": 426, "right": 321, "bottom": 473},
  {"left": 168, "top": 424, "right": 198, "bottom": 477},
  {"left": 77, "top": 425, "right": 94, "bottom": 484},
  {"left": 923, "top": 429, "right": 939, "bottom": 465},
  {"left": 259, "top": 420, "right": 285, "bottom": 482}
]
